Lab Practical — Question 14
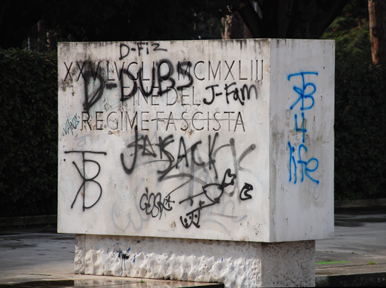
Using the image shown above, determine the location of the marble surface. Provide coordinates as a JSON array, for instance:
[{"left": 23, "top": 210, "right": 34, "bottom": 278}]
[{"left": 58, "top": 39, "right": 334, "bottom": 242}]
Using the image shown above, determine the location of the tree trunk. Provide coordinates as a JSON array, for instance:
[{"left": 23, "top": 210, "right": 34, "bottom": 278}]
[
  {"left": 223, "top": 0, "right": 348, "bottom": 40},
  {"left": 369, "top": 0, "right": 386, "bottom": 65},
  {"left": 221, "top": 8, "right": 252, "bottom": 39}
]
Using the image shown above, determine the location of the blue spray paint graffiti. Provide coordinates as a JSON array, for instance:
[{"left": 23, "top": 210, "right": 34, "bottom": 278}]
[
  {"left": 288, "top": 72, "right": 318, "bottom": 111},
  {"left": 62, "top": 113, "right": 80, "bottom": 136},
  {"left": 287, "top": 72, "right": 320, "bottom": 185}
]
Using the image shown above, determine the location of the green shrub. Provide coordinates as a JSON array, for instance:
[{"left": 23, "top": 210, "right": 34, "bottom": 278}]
[
  {"left": 0, "top": 49, "right": 57, "bottom": 217},
  {"left": 334, "top": 61, "right": 386, "bottom": 201}
]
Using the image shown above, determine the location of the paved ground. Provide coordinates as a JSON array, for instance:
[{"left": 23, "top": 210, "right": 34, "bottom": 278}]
[
  {"left": 315, "top": 207, "right": 386, "bottom": 286},
  {"left": 0, "top": 207, "right": 385, "bottom": 287}
]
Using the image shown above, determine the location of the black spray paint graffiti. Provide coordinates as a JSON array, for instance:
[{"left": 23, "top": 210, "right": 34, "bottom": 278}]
[
  {"left": 119, "top": 126, "right": 256, "bottom": 227},
  {"left": 63, "top": 61, "right": 107, "bottom": 111},
  {"left": 179, "top": 169, "right": 236, "bottom": 229},
  {"left": 119, "top": 42, "right": 168, "bottom": 59},
  {"left": 66, "top": 59, "right": 194, "bottom": 112},
  {"left": 137, "top": 170, "right": 254, "bottom": 228},
  {"left": 139, "top": 188, "right": 175, "bottom": 219},
  {"left": 120, "top": 59, "right": 194, "bottom": 101},
  {"left": 83, "top": 70, "right": 105, "bottom": 112},
  {"left": 63, "top": 59, "right": 260, "bottom": 113},
  {"left": 179, "top": 170, "right": 254, "bottom": 229},
  {"left": 120, "top": 126, "right": 256, "bottom": 183},
  {"left": 239, "top": 182, "right": 253, "bottom": 201},
  {"left": 204, "top": 82, "right": 258, "bottom": 106},
  {"left": 64, "top": 151, "right": 107, "bottom": 211}
]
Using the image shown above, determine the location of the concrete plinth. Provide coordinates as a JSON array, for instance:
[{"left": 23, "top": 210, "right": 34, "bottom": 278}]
[{"left": 75, "top": 235, "right": 315, "bottom": 287}]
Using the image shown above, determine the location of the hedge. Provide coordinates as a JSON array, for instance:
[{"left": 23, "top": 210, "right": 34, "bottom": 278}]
[
  {"left": 334, "top": 61, "right": 386, "bottom": 201},
  {"left": 0, "top": 49, "right": 57, "bottom": 217},
  {"left": 0, "top": 48, "right": 385, "bottom": 216}
]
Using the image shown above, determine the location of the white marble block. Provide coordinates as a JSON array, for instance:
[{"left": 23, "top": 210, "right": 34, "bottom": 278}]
[
  {"left": 58, "top": 39, "right": 333, "bottom": 286},
  {"left": 58, "top": 39, "right": 334, "bottom": 243}
]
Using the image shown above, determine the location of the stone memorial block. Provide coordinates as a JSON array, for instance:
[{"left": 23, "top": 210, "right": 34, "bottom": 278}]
[{"left": 58, "top": 39, "right": 334, "bottom": 242}]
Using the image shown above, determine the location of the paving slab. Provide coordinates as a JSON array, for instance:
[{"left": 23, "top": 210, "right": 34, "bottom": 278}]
[
  {"left": 315, "top": 207, "right": 386, "bottom": 286},
  {"left": 0, "top": 227, "right": 222, "bottom": 287},
  {"left": 0, "top": 207, "right": 385, "bottom": 287}
]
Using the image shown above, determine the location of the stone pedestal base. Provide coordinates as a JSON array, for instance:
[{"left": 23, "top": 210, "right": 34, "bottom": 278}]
[{"left": 75, "top": 235, "right": 315, "bottom": 287}]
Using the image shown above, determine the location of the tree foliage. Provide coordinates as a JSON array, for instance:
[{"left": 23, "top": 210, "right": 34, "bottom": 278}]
[
  {"left": 1, "top": 0, "right": 355, "bottom": 50},
  {"left": 1, "top": 0, "right": 225, "bottom": 50},
  {"left": 41, "top": 0, "right": 200, "bottom": 42},
  {"left": 0, "top": 0, "right": 42, "bottom": 49},
  {"left": 322, "top": 0, "right": 371, "bottom": 63},
  {"left": 322, "top": 0, "right": 386, "bottom": 200}
]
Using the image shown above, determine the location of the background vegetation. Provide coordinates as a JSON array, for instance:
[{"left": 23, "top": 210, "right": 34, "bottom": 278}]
[
  {"left": 0, "top": 49, "right": 57, "bottom": 216},
  {"left": 0, "top": 0, "right": 384, "bottom": 216},
  {"left": 323, "top": 0, "right": 386, "bottom": 200}
]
